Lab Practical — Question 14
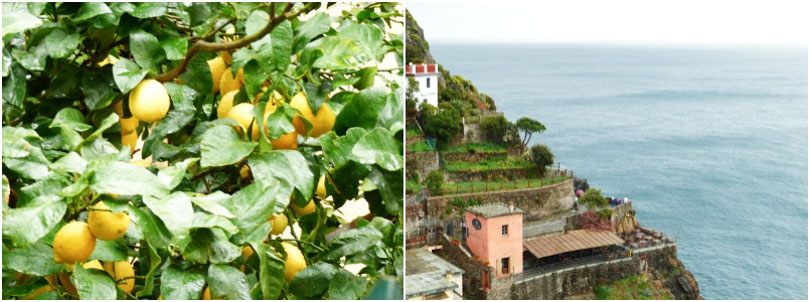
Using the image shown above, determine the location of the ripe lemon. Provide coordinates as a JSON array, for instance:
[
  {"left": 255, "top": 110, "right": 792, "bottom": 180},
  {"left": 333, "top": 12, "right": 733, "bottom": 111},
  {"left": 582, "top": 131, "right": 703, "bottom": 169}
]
[
  {"left": 263, "top": 96, "right": 298, "bottom": 150},
  {"left": 208, "top": 56, "right": 226, "bottom": 93},
  {"left": 290, "top": 92, "right": 335, "bottom": 137},
  {"left": 292, "top": 200, "right": 316, "bottom": 216},
  {"left": 21, "top": 285, "right": 53, "bottom": 300},
  {"left": 129, "top": 79, "right": 170, "bottom": 123},
  {"left": 220, "top": 51, "right": 232, "bottom": 65},
  {"left": 103, "top": 261, "right": 135, "bottom": 293},
  {"left": 97, "top": 55, "right": 119, "bottom": 67},
  {"left": 132, "top": 159, "right": 151, "bottom": 168},
  {"left": 84, "top": 260, "right": 104, "bottom": 270},
  {"left": 310, "top": 103, "right": 335, "bottom": 138},
  {"left": 121, "top": 131, "right": 139, "bottom": 154},
  {"left": 217, "top": 90, "right": 238, "bottom": 119},
  {"left": 114, "top": 101, "right": 139, "bottom": 134},
  {"left": 316, "top": 175, "right": 327, "bottom": 200},
  {"left": 88, "top": 201, "right": 130, "bottom": 241},
  {"left": 242, "top": 246, "right": 254, "bottom": 259},
  {"left": 269, "top": 214, "right": 287, "bottom": 235},
  {"left": 281, "top": 242, "right": 306, "bottom": 282},
  {"left": 53, "top": 221, "right": 96, "bottom": 264},
  {"left": 202, "top": 286, "right": 223, "bottom": 300},
  {"left": 227, "top": 103, "right": 259, "bottom": 139},
  {"left": 219, "top": 67, "right": 244, "bottom": 94},
  {"left": 290, "top": 92, "right": 315, "bottom": 136},
  {"left": 239, "top": 165, "right": 251, "bottom": 180}
]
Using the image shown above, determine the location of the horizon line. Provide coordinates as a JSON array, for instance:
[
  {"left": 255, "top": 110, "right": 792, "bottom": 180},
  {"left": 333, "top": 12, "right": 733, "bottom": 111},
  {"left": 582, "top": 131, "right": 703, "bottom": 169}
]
[{"left": 425, "top": 40, "right": 809, "bottom": 48}]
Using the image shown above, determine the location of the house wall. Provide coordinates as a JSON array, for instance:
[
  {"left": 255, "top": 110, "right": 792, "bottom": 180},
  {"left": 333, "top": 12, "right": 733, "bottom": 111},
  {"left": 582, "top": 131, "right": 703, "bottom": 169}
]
[
  {"left": 465, "top": 211, "right": 525, "bottom": 277},
  {"left": 411, "top": 73, "right": 439, "bottom": 107}
]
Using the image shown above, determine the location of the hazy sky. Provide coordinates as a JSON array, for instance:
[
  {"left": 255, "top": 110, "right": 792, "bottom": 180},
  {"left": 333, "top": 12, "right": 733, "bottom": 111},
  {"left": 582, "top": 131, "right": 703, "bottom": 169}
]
[{"left": 407, "top": 0, "right": 810, "bottom": 45}]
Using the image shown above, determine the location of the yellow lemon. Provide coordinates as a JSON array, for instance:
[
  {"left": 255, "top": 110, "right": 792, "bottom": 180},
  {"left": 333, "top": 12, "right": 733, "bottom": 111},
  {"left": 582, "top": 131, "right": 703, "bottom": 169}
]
[
  {"left": 310, "top": 103, "right": 335, "bottom": 138},
  {"left": 227, "top": 103, "right": 259, "bottom": 139},
  {"left": 121, "top": 131, "right": 139, "bottom": 155},
  {"left": 202, "top": 286, "right": 223, "bottom": 300},
  {"left": 239, "top": 165, "right": 251, "bottom": 180},
  {"left": 114, "top": 101, "right": 139, "bottom": 134},
  {"left": 269, "top": 214, "right": 288, "bottom": 235},
  {"left": 84, "top": 260, "right": 104, "bottom": 270},
  {"left": 219, "top": 67, "right": 244, "bottom": 94},
  {"left": 103, "top": 261, "right": 135, "bottom": 293},
  {"left": 220, "top": 51, "right": 232, "bottom": 65},
  {"left": 97, "top": 55, "right": 119, "bottom": 67},
  {"left": 129, "top": 79, "right": 170, "bottom": 123},
  {"left": 217, "top": 90, "right": 238, "bottom": 119},
  {"left": 281, "top": 242, "right": 306, "bottom": 283},
  {"left": 21, "top": 285, "right": 53, "bottom": 300},
  {"left": 88, "top": 201, "right": 130, "bottom": 241},
  {"left": 292, "top": 200, "right": 317, "bottom": 216},
  {"left": 132, "top": 159, "right": 151, "bottom": 168},
  {"left": 207, "top": 56, "right": 226, "bottom": 93},
  {"left": 53, "top": 221, "right": 96, "bottom": 264},
  {"left": 262, "top": 96, "right": 298, "bottom": 150},
  {"left": 290, "top": 92, "right": 315, "bottom": 136},
  {"left": 316, "top": 175, "right": 327, "bottom": 200},
  {"left": 242, "top": 246, "right": 254, "bottom": 259}
]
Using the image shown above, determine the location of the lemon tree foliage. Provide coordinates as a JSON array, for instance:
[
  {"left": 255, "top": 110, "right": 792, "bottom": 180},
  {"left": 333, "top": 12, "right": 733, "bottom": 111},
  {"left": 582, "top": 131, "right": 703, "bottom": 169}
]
[{"left": 2, "top": 2, "right": 404, "bottom": 300}]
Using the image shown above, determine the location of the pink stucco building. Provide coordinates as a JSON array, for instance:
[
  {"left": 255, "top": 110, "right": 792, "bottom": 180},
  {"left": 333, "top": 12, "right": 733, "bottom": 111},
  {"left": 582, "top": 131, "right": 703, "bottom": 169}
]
[{"left": 465, "top": 203, "right": 524, "bottom": 278}]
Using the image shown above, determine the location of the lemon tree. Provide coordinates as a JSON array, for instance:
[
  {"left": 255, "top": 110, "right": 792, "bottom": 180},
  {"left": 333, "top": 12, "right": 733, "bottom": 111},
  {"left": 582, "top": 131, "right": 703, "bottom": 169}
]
[{"left": 2, "top": 2, "right": 404, "bottom": 300}]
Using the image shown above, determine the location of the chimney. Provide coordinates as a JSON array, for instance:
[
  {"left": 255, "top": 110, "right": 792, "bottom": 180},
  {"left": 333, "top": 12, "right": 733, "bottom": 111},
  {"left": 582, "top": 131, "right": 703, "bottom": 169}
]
[{"left": 509, "top": 203, "right": 514, "bottom": 212}]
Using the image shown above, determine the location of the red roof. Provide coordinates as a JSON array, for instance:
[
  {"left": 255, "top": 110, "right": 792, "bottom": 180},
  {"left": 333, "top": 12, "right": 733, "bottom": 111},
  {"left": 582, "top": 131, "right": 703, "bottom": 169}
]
[{"left": 406, "top": 63, "right": 439, "bottom": 75}]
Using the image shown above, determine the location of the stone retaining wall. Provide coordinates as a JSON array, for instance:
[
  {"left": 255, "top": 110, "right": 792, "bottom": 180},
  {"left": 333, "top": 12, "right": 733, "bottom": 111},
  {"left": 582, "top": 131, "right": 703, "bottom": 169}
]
[
  {"left": 445, "top": 167, "right": 538, "bottom": 183},
  {"left": 441, "top": 151, "right": 508, "bottom": 162},
  {"left": 406, "top": 151, "right": 439, "bottom": 180},
  {"left": 427, "top": 179, "right": 575, "bottom": 238}
]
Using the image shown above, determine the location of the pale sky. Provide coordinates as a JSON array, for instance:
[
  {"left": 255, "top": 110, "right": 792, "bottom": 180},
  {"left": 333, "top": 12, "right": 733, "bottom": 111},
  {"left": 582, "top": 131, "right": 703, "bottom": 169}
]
[{"left": 407, "top": 0, "right": 810, "bottom": 45}]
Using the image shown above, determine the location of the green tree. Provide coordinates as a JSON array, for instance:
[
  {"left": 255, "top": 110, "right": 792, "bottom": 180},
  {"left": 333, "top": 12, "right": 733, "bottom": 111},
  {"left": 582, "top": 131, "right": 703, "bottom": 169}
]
[
  {"left": 579, "top": 188, "right": 609, "bottom": 211},
  {"left": 530, "top": 144, "right": 554, "bottom": 177},
  {"left": 2, "top": 2, "right": 404, "bottom": 300},
  {"left": 424, "top": 171, "right": 444, "bottom": 195},
  {"left": 480, "top": 115, "right": 518, "bottom": 146},
  {"left": 405, "top": 77, "right": 419, "bottom": 118},
  {"left": 424, "top": 106, "right": 461, "bottom": 147},
  {"left": 516, "top": 117, "right": 546, "bottom": 153}
]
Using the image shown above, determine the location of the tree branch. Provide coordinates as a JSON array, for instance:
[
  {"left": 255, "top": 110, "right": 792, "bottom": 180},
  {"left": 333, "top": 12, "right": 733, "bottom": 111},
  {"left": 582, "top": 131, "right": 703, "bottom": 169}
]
[{"left": 154, "top": 3, "right": 312, "bottom": 83}]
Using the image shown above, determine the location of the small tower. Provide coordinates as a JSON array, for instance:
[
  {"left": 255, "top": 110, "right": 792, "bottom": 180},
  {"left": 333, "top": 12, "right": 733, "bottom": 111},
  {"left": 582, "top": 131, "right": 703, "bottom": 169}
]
[
  {"left": 405, "top": 63, "right": 440, "bottom": 107},
  {"left": 465, "top": 203, "right": 523, "bottom": 277}
]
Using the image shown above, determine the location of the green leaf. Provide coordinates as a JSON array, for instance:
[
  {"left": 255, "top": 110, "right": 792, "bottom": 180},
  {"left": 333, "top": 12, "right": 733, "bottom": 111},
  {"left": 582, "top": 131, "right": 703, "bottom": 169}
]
[
  {"left": 181, "top": 228, "right": 241, "bottom": 264},
  {"left": 208, "top": 264, "right": 251, "bottom": 300},
  {"left": 2, "top": 241, "right": 63, "bottom": 276},
  {"left": 320, "top": 127, "right": 365, "bottom": 167},
  {"left": 293, "top": 12, "right": 330, "bottom": 52},
  {"left": 180, "top": 54, "right": 213, "bottom": 94},
  {"left": 269, "top": 20, "right": 293, "bottom": 71},
  {"left": 246, "top": 10, "right": 271, "bottom": 50},
  {"left": 51, "top": 108, "right": 91, "bottom": 131},
  {"left": 352, "top": 127, "right": 402, "bottom": 171},
  {"left": 18, "top": 176, "right": 68, "bottom": 207},
  {"left": 136, "top": 242, "right": 162, "bottom": 297},
  {"left": 128, "top": 205, "right": 172, "bottom": 250},
  {"left": 112, "top": 58, "right": 148, "bottom": 94},
  {"left": 2, "top": 126, "right": 41, "bottom": 158},
  {"left": 189, "top": 191, "right": 234, "bottom": 218},
  {"left": 222, "top": 182, "right": 278, "bottom": 231},
  {"left": 88, "top": 239, "right": 128, "bottom": 262},
  {"left": 328, "top": 269, "right": 368, "bottom": 300},
  {"left": 2, "top": 200, "right": 66, "bottom": 247},
  {"left": 83, "top": 112, "right": 119, "bottom": 143},
  {"left": 367, "top": 167, "right": 403, "bottom": 216},
  {"left": 157, "top": 157, "right": 198, "bottom": 190},
  {"left": 2, "top": 10, "right": 42, "bottom": 36},
  {"left": 142, "top": 192, "right": 194, "bottom": 237},
  {"left": 142, "top": 82, "right": 197, "bottom": 158},
  {"left": 339, "top": 22, "right": 384, "bottom": 59},
  {"left": 161, "top": 37, "right": 188, "bottom": 60},
  {"left": 3, "top": 63, "right": 26, "bottom": 107},
  {"left": 3, "top": 146, "right": 52, "bottom": 180},
  {"left": 255, "top": 243, "right": 285, "bottom": 299},
  {"left": 261, "top": 103, "right": 295, "bottom": 140},
  {"left": 247, "top": 150, "right": 314, "bottom": 211},
  {"left": 160, "top": 265, "right": 206, "bottom": 300},
  {"left": 72, "top": 2, "right": 113, "bottom": 23},
  {"left": 130, "top": 2, "right": 167, "bottom": 18},
  {"left": 90, "top": 160, "right": 169, "bottom": 197},
  {"left": 313, "top": 36, "right": 366, "bottom": 70},
  {"left": 72, "top": 265, "right": 117, "bottom": 300},
  {"left": 335, "top": 87, "right": 400, "bottom": 134},
  {"left": 40, "top": 28, "right": 81, "bottom": 59},
  {"left": 191, "top": 212, "right": 238, "bottom": 235},
  {"left": 130, "top": 30, "right": 166, "bottom": 72},
  {"left": 81, "top": 67, "right": 118, "bottom": 110},
  {"left": 289, "top": 262, "right": 339, "bottom": 298},
  {"left": 200, "top": 125, "right": 257, "bottom": 168},
  {"left": 323, "top": 227, "right": 383, "bottom": 261}
]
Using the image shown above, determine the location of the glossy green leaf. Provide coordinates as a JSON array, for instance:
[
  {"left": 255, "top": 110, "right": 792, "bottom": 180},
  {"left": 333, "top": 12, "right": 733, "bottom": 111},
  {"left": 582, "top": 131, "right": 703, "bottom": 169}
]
[
  {"left": 200, "top": 125, "right": 257, "bottom": 167},
  {"left": 160, "top": 265, "right": 206, "bottom": 300},
  {"left": 208, "top": 264, "right": 251, "bottom": 300},
  {"left": 221, "top": 182, "right": 278, "bottom": 231},
  {"left": 191, "top": 212, "right": 239, "bottom": 235},
  {"left": 189, "top": 191, "right": 234, "bottom": 218},
  {"left": 2, "top": 241, "right": 63, "bottom": 276},
  {"left": 247, "top": 150, "right": 314, "bottom": 210},
  {"left": 2, "top": 10, "right": 41, "bottom": 36},
  {"left": 161, "top": 37, "right": 188, "bottom": 60},
  {"left": 128, "top": 205, "right": 172, "bottom": 250},
  {"left": 88, "top": 239, "right": 128, "bottom": 262},
  {"left": 1, "top": 200, "right": 66, "bottom": 247},
  {"left": 323, "top": 226, "right": 383, "bottom": 261},
  {"left": 328, "top": 269, "right": 368, "bottom": 300},
  {"left": 352, "top": 127, "right": 402, "bottom": 171},
  {"left": 90, "top": 160, "right": 168, "bottom": 197},
  {"left": 289, "top": 262, "right": 338, "bottom": 298},
  {"left": 112, "top": 58, "right": 148, "bottom": 94},
  {"left": 157, "top": 157, "right": 198, "bottom": 190},
  {"left": 130, "top": 2, "right": 167, "bottom": 18},
  {"left": 180, "top": 52, "right": 213, "bottom": 94},
  {"left": 255, "top": 243, "right": 285, "bottom": 299},
  {"left": 130, "top": 30, "right": 166, "bottom": 72},
  {"left": 72, "top": 265, "right": 117, "bottom": 300},
  {"left": 72, "top": 2, "right": 112, "bottom": 23},
  {"left": 142, "top": 192, "right": 194, "bottom": 237},
  {"left": 50, "top": 108, "right": 91, "bottom": 132},
  {"left": 293, "top": 12, "right": 330, "bottom": 52}
]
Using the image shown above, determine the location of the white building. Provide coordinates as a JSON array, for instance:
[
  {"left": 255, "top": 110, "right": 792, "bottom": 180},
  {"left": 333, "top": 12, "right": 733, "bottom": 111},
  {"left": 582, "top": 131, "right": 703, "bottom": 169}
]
[{"left": 406, "top": 63, "right": 440, "bottom": 107}]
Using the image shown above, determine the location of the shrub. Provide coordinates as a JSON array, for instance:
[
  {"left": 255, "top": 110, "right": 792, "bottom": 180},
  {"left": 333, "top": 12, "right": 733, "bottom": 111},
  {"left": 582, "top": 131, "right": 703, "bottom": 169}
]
[
  {"left": 425, "top": 171, "right": 445, "bottom": 195},
  {"left": 424, "top": 107, "right": 461, "bottom": 147},
  {"left": 530, "top": 144, "right": 555, "bottom": 176},
  {"left": 579, "top": 188, "right": 609, "bottom": 211},
  {"left": 480, "top": 116, "right": 510, "bottom": 143}
]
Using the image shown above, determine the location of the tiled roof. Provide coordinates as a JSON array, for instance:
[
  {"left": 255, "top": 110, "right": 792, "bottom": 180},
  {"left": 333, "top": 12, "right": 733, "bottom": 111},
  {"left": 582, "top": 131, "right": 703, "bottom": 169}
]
[{"left": 523, "top": 229, "right": 624, "bottom": 259}]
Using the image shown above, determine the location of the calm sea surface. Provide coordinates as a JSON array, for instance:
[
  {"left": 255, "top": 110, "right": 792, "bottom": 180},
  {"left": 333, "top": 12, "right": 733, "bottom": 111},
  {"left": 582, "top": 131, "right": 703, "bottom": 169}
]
[{"left": 429, "top": 43, "right": 808, "bottom": 299}]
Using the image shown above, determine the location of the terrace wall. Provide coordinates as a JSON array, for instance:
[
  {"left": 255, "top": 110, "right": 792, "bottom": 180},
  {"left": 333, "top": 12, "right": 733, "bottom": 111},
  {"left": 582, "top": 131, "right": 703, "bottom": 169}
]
[
  {"left": 445, "top": 167, "right": 538, "bottom": 183},
  {"left": 406, "top": 151, "right": 439, "bottom": 180}
]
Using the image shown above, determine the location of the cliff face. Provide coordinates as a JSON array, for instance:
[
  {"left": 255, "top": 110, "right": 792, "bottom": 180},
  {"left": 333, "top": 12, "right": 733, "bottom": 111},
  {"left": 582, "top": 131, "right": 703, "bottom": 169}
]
[{"left": 406, "top": 10, "right": 496, "bottom": 112}]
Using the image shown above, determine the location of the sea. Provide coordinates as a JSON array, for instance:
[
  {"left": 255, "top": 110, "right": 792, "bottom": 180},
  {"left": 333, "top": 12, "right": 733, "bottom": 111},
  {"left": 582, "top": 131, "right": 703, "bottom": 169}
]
[{"left": 429, "top": 43, "right": 808, "bottom": 299}]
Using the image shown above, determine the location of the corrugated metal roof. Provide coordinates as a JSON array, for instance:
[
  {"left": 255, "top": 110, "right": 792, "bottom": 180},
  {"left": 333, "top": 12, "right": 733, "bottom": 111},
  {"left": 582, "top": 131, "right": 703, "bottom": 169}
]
[{"left": 523, "top": 230, "right": 624, "bottom": 259}]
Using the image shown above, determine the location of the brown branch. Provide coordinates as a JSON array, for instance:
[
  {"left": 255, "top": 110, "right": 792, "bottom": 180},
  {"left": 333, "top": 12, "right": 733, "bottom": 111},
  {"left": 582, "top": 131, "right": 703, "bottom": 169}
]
[{"left": 154, "top": 3, "right": 310, "bottom": 83}]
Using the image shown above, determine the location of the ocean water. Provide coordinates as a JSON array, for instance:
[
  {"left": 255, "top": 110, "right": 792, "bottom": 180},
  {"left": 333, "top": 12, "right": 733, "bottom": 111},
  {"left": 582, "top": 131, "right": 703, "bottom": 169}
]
[{"left": 429, "top": 44, "right": 808, "bottom": 299}]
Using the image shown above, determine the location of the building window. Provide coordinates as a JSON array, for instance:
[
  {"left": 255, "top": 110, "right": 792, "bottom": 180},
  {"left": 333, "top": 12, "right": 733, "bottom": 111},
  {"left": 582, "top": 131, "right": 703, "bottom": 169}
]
[
  {"left": 501, "top": 257, "right": 510, "bottom": 275},
  {"left": 482, "top": 270, "right": 490, "bottom": 290},
  {"left": 502, "top": 225, "right": 508, "bottom": 237},
  {"left": 426, "top": 77, "right": 431, "bottom": 88}
]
